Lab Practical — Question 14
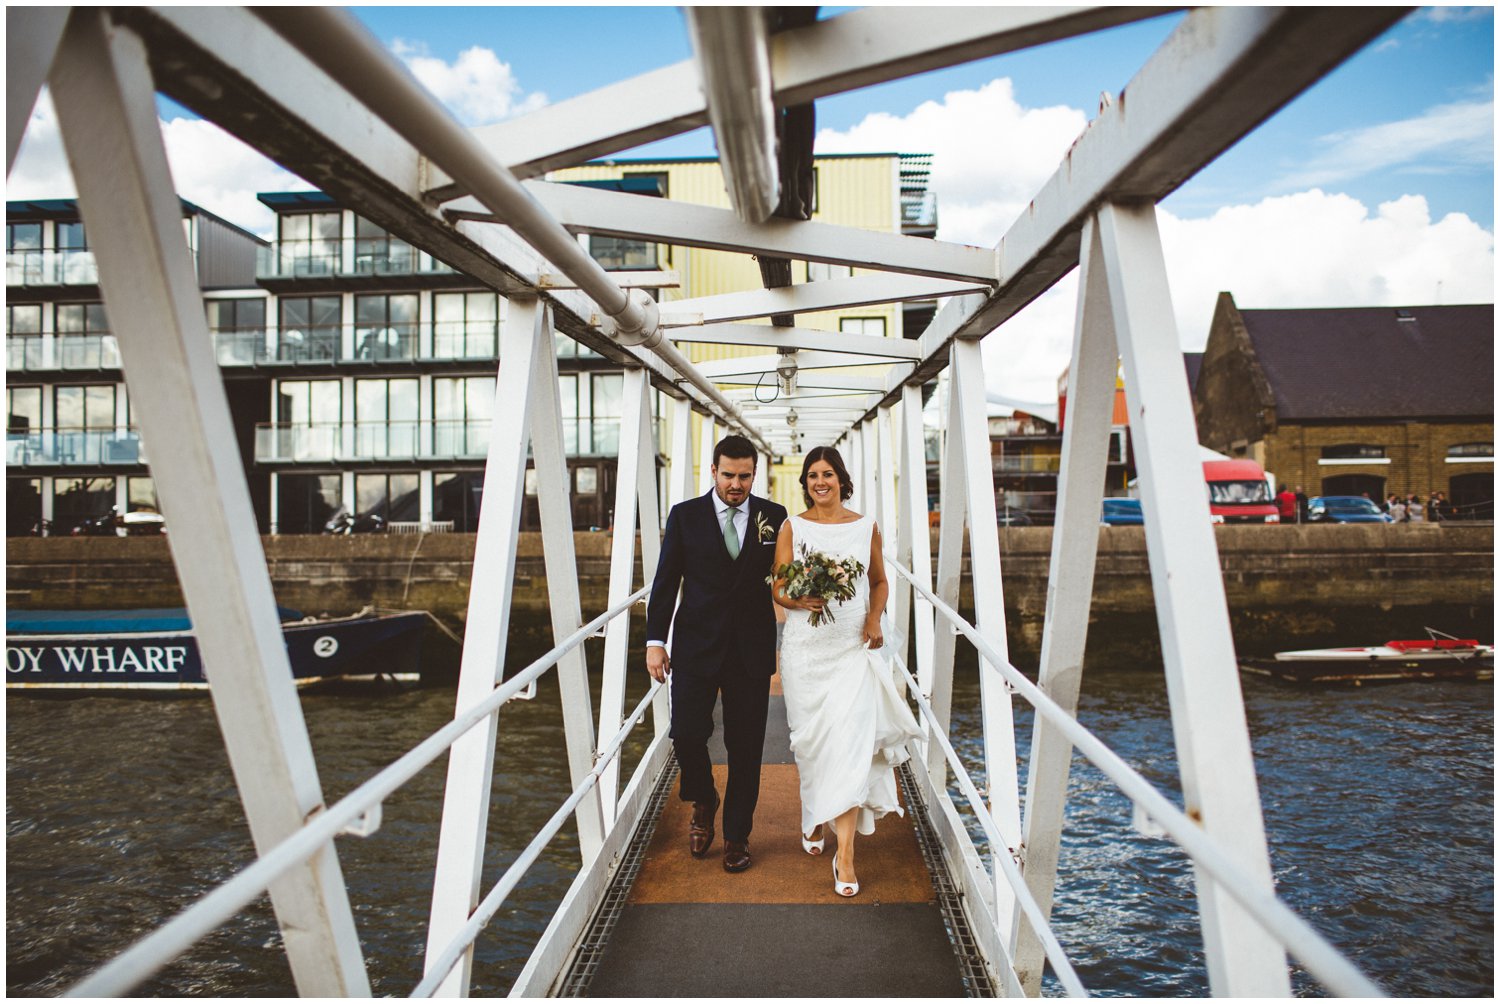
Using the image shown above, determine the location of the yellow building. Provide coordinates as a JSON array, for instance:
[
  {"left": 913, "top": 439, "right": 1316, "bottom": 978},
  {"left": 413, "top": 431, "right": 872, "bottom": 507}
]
[{"left": 550, "top": 154, "right": 924, "bottom": 512}]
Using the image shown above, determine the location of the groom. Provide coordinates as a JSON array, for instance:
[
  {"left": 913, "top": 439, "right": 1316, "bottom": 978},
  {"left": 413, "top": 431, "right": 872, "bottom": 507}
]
[{"left": 646, "top": 435, "right": 787, "bottom": 872}]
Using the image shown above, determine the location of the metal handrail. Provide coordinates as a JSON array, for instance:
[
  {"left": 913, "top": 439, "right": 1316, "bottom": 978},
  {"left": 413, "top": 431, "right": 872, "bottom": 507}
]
[
  {"left": 65, "top": 585, "right": 652, "bottom": 998},
  {"left": 413, "top": 678, "right": 662, "bottom": 997},
  {"left": 883, "top": 633, "right": 1088, "bottom": 997},
  {"left": 883, "top": 558, "right": 1385, "bottom": 998}
]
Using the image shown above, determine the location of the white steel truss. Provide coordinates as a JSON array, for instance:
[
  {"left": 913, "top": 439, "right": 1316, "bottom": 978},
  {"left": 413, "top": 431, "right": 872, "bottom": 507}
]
[{"left": 12, "top": 4, "right": 1410, "bottom": 999}]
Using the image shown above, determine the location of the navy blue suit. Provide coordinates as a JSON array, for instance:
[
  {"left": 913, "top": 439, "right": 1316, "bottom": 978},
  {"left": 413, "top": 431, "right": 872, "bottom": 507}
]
[{"left": 646, "top": 489, "right": 787, "bottom": 842}]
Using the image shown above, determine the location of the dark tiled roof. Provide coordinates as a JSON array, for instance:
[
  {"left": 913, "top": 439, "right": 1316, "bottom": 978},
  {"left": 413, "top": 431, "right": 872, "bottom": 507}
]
[
  {"left": 1183, "top": 352, "right": 1203, "bottom": 391},
  {"left": 1240, "top": 305, "right": 1493, "bottom": 420}
]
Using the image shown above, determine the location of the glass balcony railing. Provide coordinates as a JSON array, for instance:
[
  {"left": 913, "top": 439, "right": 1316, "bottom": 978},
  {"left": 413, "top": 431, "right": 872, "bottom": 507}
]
[
  {"left": 256, "top": 239, "right": 457, "bottom": 280},
  {"left": 212, "top": 323, "right": 499, "bottom": 366},
  {"left": 254, "top": 418, "right": 626, "bottom": 462},
  {"left": 6, "top": 250, "right": 100, "bottom": 286},
  {"left": 6, "top": 334, "right": 121, "bottom": 371},
  {"left": 992, "top": 454, "right": 1062, "bottom": 474},
  {"left": 5, "top": 427, "right": 148, "bottom": 466}
]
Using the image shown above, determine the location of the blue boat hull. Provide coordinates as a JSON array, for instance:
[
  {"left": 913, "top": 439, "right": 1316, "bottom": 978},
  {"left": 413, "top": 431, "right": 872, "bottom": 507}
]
[{"left": 6, "top": 611, "right": 427, "bottom": 690}]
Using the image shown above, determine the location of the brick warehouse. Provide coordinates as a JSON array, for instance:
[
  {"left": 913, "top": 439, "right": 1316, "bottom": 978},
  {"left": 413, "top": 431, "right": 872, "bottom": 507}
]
[{"left": 1192, "top": 292, "right": 1494, "bottom": 517}]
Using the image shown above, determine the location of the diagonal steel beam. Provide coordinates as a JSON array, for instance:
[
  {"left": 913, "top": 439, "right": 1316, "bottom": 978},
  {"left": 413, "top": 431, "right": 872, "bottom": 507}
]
[
  {"left": 450, "top": 182, "right": 999, "bottom": 282},
  {"left": 427, "top": 6, "right": 1174, "bottom": 194},
  {"left": 667, "top": 322, "right": 922, "bottom": 358}
]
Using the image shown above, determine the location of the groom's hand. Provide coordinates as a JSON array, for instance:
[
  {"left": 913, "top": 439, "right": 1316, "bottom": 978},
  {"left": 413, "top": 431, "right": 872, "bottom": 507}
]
[{"left": 646, "top": 645, "right": 671, "bottom": 682}]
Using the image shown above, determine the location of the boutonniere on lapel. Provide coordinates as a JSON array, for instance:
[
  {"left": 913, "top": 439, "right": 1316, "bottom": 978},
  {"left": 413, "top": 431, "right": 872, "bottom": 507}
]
[{"left": 755, "top": 512, "right": 776, "bottom": 543}]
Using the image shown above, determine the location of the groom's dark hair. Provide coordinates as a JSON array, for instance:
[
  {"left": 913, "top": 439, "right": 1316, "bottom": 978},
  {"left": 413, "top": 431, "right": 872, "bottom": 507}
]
[
  {"left": 799, "top": 446, "right": 854, "bottom": 507},
  {"left": 713, "top": 435, "right": 758, "bottom": 467}
]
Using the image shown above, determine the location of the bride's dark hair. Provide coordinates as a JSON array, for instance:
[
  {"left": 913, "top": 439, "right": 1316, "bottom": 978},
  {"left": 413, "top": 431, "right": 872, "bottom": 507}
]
[{"left": 799, "top": 446, "right": 854, "bottom": 508}]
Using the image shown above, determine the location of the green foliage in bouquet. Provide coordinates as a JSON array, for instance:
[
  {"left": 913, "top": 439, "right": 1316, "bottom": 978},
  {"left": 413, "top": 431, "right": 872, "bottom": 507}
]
[{"left": 768, "top": 545, "right": 866, "bottom": 627}]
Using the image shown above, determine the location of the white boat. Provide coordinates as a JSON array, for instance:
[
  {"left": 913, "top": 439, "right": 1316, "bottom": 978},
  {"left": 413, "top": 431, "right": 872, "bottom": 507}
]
[{"left": 1239, "top": 631, "right": 1493, "bottom": 686}]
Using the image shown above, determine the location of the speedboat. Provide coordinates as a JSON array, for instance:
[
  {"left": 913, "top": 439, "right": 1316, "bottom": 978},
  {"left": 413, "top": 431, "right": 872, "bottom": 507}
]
[{"left": 1239, "top": 631, "right": 1492, "bottom": 686}]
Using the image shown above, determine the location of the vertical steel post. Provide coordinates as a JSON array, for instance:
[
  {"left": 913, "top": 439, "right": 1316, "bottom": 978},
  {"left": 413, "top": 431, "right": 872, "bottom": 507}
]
[
  {"left": 48, "top": 11, "right": 368, "bottom": 995},
  {"left": 898, "top": 383, "right": 936, "bottom": 695},
  {"left": 950, "top": 337, "right": 1022, "bottom": 942},
  {"left": 598, "top": 368, "right": 654, "bottom": 825},
  {"left": 670, "top": 398, "right": 694, "bottom": 509},
  {"left": 1013, "top": 216, "right": 1118, "bottom": 993},
  {"left": 699, "top": 415, "right": 717, "bottom": 494},
  {"left": 1096, "top": 201, "right": 1289, "bottom": 996},
  {"left": 861, "top": 417, "right": 880, "bottom": 524},
  {"left": 877, "top": 405, "right": 898, "bottom": 550},
  {"left": 425, "top": 297, "right": 546, "bottom": 996},
  {"left": 528, "top": 303, "right": 606, "bottom": 865},
  {"left": 926, "top": 372, "right": 967, "bottom": 789}
]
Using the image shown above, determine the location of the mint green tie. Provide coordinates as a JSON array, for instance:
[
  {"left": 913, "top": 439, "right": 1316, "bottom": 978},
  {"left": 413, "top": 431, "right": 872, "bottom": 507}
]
[{"left": 723, "top": 506, "right": 741, "bottom": 559}]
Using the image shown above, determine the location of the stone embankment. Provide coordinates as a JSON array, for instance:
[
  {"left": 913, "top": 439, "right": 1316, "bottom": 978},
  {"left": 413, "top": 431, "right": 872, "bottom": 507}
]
[{"left": 7, "top": 524, "right": 1491, "bottom": 664}]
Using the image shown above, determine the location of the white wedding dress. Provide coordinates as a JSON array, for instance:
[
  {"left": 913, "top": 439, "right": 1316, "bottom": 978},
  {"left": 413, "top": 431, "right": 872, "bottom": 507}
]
[{"left": 780, "top": 513, "right": 924, "bottom": 836}]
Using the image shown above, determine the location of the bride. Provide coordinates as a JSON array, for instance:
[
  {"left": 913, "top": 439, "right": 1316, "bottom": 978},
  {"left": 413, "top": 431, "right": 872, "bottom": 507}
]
[{"left": 772, "top": 446, "right": 923, "bottom": 897}]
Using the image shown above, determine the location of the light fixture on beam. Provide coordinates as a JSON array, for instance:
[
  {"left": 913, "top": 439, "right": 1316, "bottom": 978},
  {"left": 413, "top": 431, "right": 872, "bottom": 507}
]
[{"left": 776, "top": 349, "right": 798, "bottom": 396}]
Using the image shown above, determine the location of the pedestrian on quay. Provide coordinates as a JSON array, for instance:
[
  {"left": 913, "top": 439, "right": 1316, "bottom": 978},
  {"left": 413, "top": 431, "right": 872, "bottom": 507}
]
[
  {"left": 1389, "top": 495, "right": 1408, "bottom": 522},
  {"left": 1277, "top": 485, "right": 1298, "bottom": 524},
  {"left": 1407, "top": 494, "right": 1425, "bottom": 523},
  {"left": 1427, "top": 492, "right": 1447, "bottom": 522},
  {"left": 1384, "top": 493, "right": 1400, "bottom": 514},
  {"left": 1295, "top": 486, "right": 1309, "bottom": 524}
]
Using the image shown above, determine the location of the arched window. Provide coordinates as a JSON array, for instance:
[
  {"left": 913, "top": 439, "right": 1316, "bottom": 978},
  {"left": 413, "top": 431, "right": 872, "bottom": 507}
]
[
  {"left": 1319, "top": 444, "right": 1388, "bottom": 464},
  {"left": 1449, "top": 473, "right": 1493, "bottom": 520},
  {"left": 1446, "top": 442, "right": 1495, "bottom": 462}
]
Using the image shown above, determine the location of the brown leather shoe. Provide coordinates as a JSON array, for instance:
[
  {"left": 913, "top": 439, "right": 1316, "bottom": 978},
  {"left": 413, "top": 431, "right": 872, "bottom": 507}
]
[
  {"left": 689, "top": 796, "right": 718, "bottom": 858},
  {"left": 723, "top": 840, "right": 752, "bottom": 873}
]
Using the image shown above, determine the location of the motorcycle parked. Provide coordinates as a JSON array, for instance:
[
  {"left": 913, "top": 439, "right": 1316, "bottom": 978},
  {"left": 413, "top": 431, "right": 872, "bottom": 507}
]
[{"left": 323, "top": 509, "right": 388, "bottom": 535}]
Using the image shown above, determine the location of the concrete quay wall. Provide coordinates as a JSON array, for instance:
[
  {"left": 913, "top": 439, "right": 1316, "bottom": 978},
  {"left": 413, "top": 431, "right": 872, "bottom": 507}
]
[{"left": 8, "top": 525, "right": 1491, "bottom": 663}]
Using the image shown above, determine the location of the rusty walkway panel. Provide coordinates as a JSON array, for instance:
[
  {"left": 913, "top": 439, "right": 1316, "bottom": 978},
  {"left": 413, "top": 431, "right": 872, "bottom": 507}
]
[{"left": 558, "top": 677, "right": 987, "bottom": 997}]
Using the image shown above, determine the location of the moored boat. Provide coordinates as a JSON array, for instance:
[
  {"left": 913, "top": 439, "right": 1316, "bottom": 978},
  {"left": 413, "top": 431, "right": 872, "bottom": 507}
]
[
  {"left": 1240, "top": 633, "right": 1493, "bottom": 686},
  {"left": 6, "top": 606, "right": 426, "bottom": 690}
]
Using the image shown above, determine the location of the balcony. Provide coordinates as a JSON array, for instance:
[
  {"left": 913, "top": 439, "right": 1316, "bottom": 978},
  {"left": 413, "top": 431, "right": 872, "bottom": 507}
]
[
  {"left": 6, "top": 250, "right": 99, "bottom": 287},
  {"left": 993, "top": 453, "right": 1062, "bottom": 474},
  {"left": 256, "top": 239, "right": 457, "bottom": 281},
  {"left": 6, "top": 427, "right": 148, "bottom": 467},
  {"left": 211, "top": 322, "right": 501, "bottom": 366},
  {"left": 6, "top": 334, "right": 122, "bottom": 371},
  {"left": 254, "top": 417, "right": 627, "bottom": 463}
]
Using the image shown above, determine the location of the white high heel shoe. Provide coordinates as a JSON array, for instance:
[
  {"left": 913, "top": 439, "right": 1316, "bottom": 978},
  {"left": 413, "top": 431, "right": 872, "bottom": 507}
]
[
  {"left": 801, "top": 825, "right": 825, "bottom": 856},
  {"left": 832, "top": 851, "right": 859, "bottom": 898}
]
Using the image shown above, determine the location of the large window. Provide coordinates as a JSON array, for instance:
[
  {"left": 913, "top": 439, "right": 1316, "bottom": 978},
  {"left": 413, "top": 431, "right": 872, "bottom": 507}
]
[
  {"left": 54, "top": 384, "right": 116, "bottom": 465},
  {"left": 8, "top": 477, "right": 42, "bottom": 536},
  {"left": 276, "top": 380, "right": 341, "bottom": 460},
  {"left": 126, "top": 476, "right": 158, "bottom": 512},
  {"left": 589, "top": 374, "right": 623, "bottom": 454},
  {"left": 207, "top": 298, "right": 268, "bottom": 365},
  {"left": 434, "top": 376, "right": 492, "bottom": 457},
  {"left": 1319, "top": 444, "right": 1388, "bottom": 464},
  {"left": 811, "top": 261, "right": 854, "bottom": 281},
  {"left": 589, "top": 235, "right": 658, "bottom": 270},
  {"left": 6, "top": 387, "right": 41, "bottom": 466},
  {"left": 53, "top": 477, "right": 115, "bottom": 534},
  {"left": 354, "top": 294, "right": 418, "bottom": 360},
  {"left": 6, "top": 222, "right": 43, "bottom": 284},
  {"left": 55, "top": 302, "right": 116, "bottom": 369},
  {"left": 55, "top": 221, "right": 95, "bottom": 283},
  {"left": 353, "top": 217, "right": 414, "bottom": 274},
  {"left": 277, "top": 212, "right": 341, "bottom": 276},
  {"left": 7, "top": 304, "right": 42, "bottom": 370},
  {"left": 355, "top": 472, "right": 420, "bottom": 522},
  {"left": 839, "top": 316, "right": 886, "bottom": 337},
  {"left": 279, "top": 296, "right": 341, "bottom": 361},
  {"left": 354, "top": 378, "right": 418, "bottom": 457},
  {"left": 434, "top": 471, "right": 483, "bottom": 532},
  {"left": 277, "top": 473, "right": 342, "bottom": 533},
  {"left": 433, "top": 291, "right": 500, "bottom": 358},
  {"left": 1447, "top": 442, "right": 1495, "bottom": 462}
]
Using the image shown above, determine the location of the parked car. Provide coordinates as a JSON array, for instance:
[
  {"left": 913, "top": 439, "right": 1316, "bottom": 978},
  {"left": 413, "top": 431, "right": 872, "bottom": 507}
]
[
  {"left": 1100, "top": 498, "right": 1144, "bottom": 526},
  {"left": 1306, "top": 496, "right": 1394, "bottom": 524}
]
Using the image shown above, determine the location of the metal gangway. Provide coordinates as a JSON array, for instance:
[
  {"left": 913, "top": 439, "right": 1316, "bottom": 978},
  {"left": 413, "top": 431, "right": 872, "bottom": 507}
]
[{"left": 11, "top": 6, "right": 1407, "bottom": 997}]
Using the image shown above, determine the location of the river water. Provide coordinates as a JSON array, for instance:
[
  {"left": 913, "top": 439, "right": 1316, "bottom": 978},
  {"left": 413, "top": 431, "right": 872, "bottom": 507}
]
[{"left": 6, "top": 649, "right": 1492, "bottom": 997}]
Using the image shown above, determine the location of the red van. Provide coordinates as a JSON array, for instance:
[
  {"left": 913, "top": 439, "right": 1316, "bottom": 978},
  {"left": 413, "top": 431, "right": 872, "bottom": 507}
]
[{"left": 1203, "top": 459, "right": 1279, "bottom": 524}]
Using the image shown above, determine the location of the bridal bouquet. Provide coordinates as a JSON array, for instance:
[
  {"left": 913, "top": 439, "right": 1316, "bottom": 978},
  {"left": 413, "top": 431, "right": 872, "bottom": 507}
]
[{"left": 768, "top": 546, "right": 865, "bottom": 628}]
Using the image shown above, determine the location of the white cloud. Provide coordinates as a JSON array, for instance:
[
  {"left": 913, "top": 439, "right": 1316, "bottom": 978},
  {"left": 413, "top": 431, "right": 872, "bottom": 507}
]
[
  {"left": 1276, "top": 97, "right": 1493, "bottom": 191},
  {"left": 8, "top": 91, "right": 311, "bottom": 238},
  {"left": 815, "top": 80, "right": 1496, "bottom": 407},
  {"left": 391, "top": 40, "right": 547, "bottom": 127},
  {"left": 815, "top": 78, "right": 1087, "bottom": 247}
]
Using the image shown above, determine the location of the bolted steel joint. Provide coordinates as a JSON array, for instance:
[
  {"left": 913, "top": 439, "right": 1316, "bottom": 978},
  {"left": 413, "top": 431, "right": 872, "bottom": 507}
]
[{"left": 612, "top": 288, "right": 662, "bottom": 350}]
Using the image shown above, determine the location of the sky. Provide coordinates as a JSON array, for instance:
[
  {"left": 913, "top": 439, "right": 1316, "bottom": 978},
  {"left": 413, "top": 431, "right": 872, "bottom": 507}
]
[{"left": 9, "top": 5, "right": 1495, "bottom": 410}]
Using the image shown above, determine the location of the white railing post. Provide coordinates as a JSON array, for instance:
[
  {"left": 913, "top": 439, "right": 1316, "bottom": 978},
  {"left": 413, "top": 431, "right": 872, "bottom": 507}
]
[
  {"left": 897, "top": 384, "right": 936, "bottom": 695},
  {"left": 598, "top": 368, "right": 654, "bottom": 825},
  {"left": 927, "top": 368, "right": 966, "bottom": 790},
  {"left": 950, "top": 336, "right": 1022, "bottom": 946},
  {"left": 528, "top": 302, "right": 607, "bottom": 865},
  {"left": 861, "top": 416, "right": 879, "bottom": 524},
  {"left": 48, "top": 11, "right": 368, "bottom": 995},
  {"left": 1013, "top": 216, "right": 1118, "bottom": 994},
  {"left": 699, "top": 415, "right": 717, "bottom": 493},
  {"left": 670, "top": 397, "right": 694, "bottom": 509},
  {"left": 1096, "top": 200, "right": 1289, "bottom": 997},
  {"left": 877, "top": 404, "right": 898, "bottom": 549},
  {"left": 425, "top": 296, "right": 545, "bottom": 996}
]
